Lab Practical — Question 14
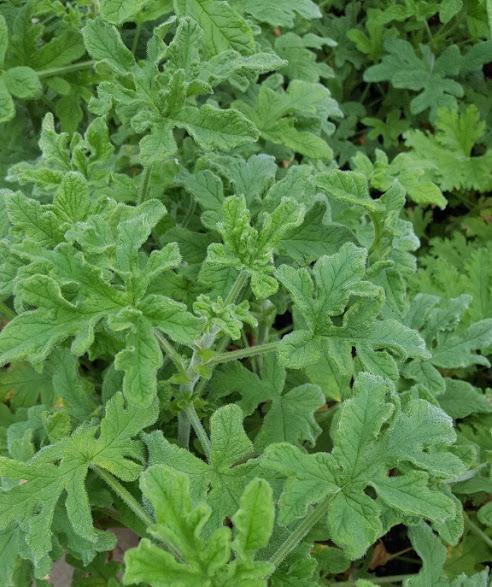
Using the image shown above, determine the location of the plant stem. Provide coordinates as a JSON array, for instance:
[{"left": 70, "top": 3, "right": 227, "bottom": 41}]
[
  {"left": 270, "top": 493, "right": 337, "bottom": 568},
  {"left": 369, "top": 211, "right": 383, "bottom": 255},
  {"left": 275, "top": 324, "right": 293, "bottom": 337},
  {"left": 176, "top": 270, "right": 250, "bottom": 449},
  {"left": 465, "top": 515, "right": 492, "bottom": 549},
  {"left": 185, "top": 403, "right": 212, "bottom": 459},
  {"left": 206, "top": 341, "right": 279, "bottom": 367},
  {"left": 155, "top": 331, "right": 187, "bottom": 375},
  {"left": 177, "top": 411, "right": 191, "bottom": 449},
  {"left": 37, "top": 60, "right": 95, "bottom": 79},
  {"left": 93, "top": 466, "right": 183, "bottom": 561},
  {"left": 132, "top": 23, "right": 142, "bottom": 55},
  {"left": 0, "top": 300, "right": 15, "bottom": 320},
  {"left": 93, "top": 466, "right": 153, "bottom": 527},
  {"left": 224, "top": 271, "right": 249, "bottom": 305},
  {"left": 137, "top": 164, "right": 153, "bottom": 204},
  {"left": 329, "top": 574, "right": 416, "bottom": 586}
]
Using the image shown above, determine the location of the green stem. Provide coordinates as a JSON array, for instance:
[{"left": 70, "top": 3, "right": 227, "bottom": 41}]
[
  {"left": 93, "top": 466, "right": 153, "bottom": 527},
  {"left": 93, "top": 466, "right": 183, "bottom": 561},
  {"left": 275, "top": 324, "right": 293, "bottom": 337},
  {"left": 206, "top": 341, "right": 279, "bottom": 367},
  {"left": 177, "top": 411, "right": 191, "bottom": 449},
  {"left": 137, "top": 164, "right": 153, "bottom": 204},
  {"left": 37, "top": 60, "right": 95, "bottom": 79},
  {"left": 369, "top": 211, "right": 383, "bottom": 255},
  {"left": 132, "top": 23, "right": 142, "bottom": 55},
  {"left": 155, "top": 331, "right": 187, "bottom": 375},
  {"left": 176, "top": 271, "right": 250, "bottom": 448},
  {"left": 185, "top": 404, "right": 212, "bottom": 459},
  {"left": 270, "top": 493, "right": 336, "bottom": 568},
  {"left": 330, "top": 574, "right": 416, "bottom": 586},
  {"left": 465, "top": 515, "right": 492, "bottom": 550},
  {"left": 224, "top": 271, "right": 249, "bottom": 305},
  {"left": 0, "top": 300, "right": 15, "bottom": 320}
]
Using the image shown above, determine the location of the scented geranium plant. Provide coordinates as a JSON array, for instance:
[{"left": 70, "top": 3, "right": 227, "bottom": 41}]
[{"left": 0, "top": 1, "right": 491, "bottom": 586}]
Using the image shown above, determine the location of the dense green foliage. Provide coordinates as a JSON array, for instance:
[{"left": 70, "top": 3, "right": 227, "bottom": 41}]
[{"left": 0, "top": 1, "right": 491, "bottom": 585}]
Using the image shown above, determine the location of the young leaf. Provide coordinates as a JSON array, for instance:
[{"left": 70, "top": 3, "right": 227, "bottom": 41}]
[{"left": 123, "top": 466, "right": 274, "bottom": 586}]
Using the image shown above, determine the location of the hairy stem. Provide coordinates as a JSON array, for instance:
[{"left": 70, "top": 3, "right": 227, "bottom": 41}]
[
  {"left": 465, "top": 514, "right": 492, "bottom": 550},
  {"left": 131, "top": 23, "right": 142, "bottom": 55},
  {"left": 368, "top": 211, "right": 383, "bottom": 255},
  {"left": 0, "top": 300, "right": 15, "bottom": 320},
  {"left": 329, "top": 574, "right": 416, "bottom": 586},
  {"left": 185, "top": 404, "right": 212, "bottom": 459},
  {"left": 93, "top": 466, "right": 183, "bottom": 561},
  {"left": 224, "top": 271, "right": 249, "bottom": 305},
  {"left": 37, "top": 60, "right": 95, "bottom": 79},
  {"left": 177, "top": 270, "right": 250, "bottom": 449},
  {"left": 177, "top": 411, "right": 191, "bottom": 449},
  {"left": 93, "top": 466, "right": 153, "bottom": 527},
  {"left": 206, "top": 341, "right": 279, "bottom": 366},
  {"left": 270, "top": 493, "right": 337, "bottom": 568},
  {"left": 137, "top": 164, "right": 153, "bottom": 204},
  {"left": 155, "top": 331, "right": 187, "bottom": 375}
]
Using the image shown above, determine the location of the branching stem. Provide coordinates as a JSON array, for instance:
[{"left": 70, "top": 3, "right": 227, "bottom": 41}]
[{"left": 177, "top": 271, "right": 250, "bottom": 451}]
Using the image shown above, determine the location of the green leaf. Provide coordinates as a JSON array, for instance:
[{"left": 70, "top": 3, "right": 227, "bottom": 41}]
[
  {"left": 262, "top": 373, "right": 460, "bottom": 559},
  {"left": 0, "top": 15, "right": 8, "bottom": 67},
  {"left": 203, "top": 195, "right": 304, "bottom": 299},
  {"left": 100, "top": 0, "right": 147, "bottom": 24},
  {"left": 316, "top": 169, "right": 379, "bottom": 212},
  {"left": 275, "top": 32, "right": 334, "bottom": 82},
  {"left": 179, "top": 169, "right": 224, "bottom": 229},
  {"left": 276, "top": 243, "right": 428, "bottom": 370},
  {"left": 145, "top": 404, "right": 258, "bottom": 526},
  {"left": 52, "top": 172, "right": 91, "bottom": 224},
  {"left": 211, "top": 355, "right": 324, "bottom": 448},
  {"left": 440, "top": 0, "right": 463, "bottom": 23},
  {"left": 0, "top": 275, "right": 100, "bottom": 368},
  {"left": 430, "top": 319, "right": 492, "bottom": 369},
  {"left": 439, "top": 380, "right": 492, "bottom": 419},
  {"left": 82, "top": 18, "right": 135, "bottom": 74},
  {"left": 6, "top": 190, "right": 63, "bottom": 246},
  {"left": 3, "top": 67, "right": 41, "bottom": 99},
  {"left": 407, "top": 525, "right": 446, "bottom": 586},
  {"left": 0, "top": 79, "right": 14, "bottom": 122},
  {"left": 233, "top": 0, "right": 321, "bottom": 27},
  {"left": 172, "top": 104, "right": 258, "bottom": 150},
  {"left": 364, "top": 39, "right": 463, "bottom": 115},
  {"left": 174, "top": 0, "right": 255, "bottom": 56},
  {"left": 199, "top": 50, "right": 286, "bottom": 86},
  {"left": 234, "top": 83, "right": 336, "bottom": 159},
  {"left": 193, "top": 294, "right": 257, "bottom": 339},
  {"left": 124, "top": 467, "right": 274, "bottom": 586},
  {"left": 232, "top": 478, "right": 274, "bottom": 556},
  {"left": 113, "top": 313, "right": 163, "bottom": 406},
  {"left": 403, "top": 106, "right": 492, "bottom": 192},
  {"left": 0, "top": 393, "right": 157, "bottom": 567}
]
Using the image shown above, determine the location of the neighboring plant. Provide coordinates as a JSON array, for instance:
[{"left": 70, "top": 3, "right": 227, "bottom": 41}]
[{"left": 0, "top": 1, "right": 491, "bottom": 586}]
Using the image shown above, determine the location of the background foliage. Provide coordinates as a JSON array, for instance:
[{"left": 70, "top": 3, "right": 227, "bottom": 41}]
[{"left": 0, "top": 0, "right": 491, "bottom": 585}]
